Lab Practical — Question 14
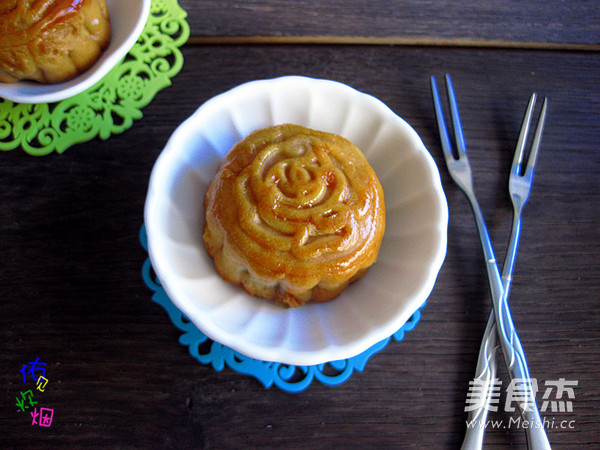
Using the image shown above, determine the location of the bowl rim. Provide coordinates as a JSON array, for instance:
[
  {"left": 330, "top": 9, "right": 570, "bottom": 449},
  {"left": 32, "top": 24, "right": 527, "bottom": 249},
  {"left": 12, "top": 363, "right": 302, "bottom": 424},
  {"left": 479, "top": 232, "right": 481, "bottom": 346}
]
[
  {"left": 144, "top": 75, "right": 449, "bottom": 365},
  {"left": 0, "top": 0, "right": 151, "bottom": 104}
]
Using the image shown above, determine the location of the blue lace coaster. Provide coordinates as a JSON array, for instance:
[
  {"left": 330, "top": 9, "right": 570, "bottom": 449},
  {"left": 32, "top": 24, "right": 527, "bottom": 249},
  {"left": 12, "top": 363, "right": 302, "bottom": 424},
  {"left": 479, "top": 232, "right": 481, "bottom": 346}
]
[{"left": 140, "top": 226, "right": 425, "bottom": 393}]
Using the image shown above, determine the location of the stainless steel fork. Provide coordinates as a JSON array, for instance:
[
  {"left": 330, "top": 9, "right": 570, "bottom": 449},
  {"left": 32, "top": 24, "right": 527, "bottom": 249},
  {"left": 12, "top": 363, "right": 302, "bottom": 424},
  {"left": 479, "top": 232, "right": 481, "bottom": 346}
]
[
  {"left": 430, "top": 74, "right": 549, "bottom": 449},
  {"left": 459, "top": 91, "right": 549, "bottom": 450}
]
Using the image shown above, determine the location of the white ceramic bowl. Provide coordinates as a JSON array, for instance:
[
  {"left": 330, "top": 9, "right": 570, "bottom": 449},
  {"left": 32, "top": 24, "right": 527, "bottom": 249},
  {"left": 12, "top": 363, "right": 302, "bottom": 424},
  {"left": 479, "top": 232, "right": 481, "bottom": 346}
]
[
  {"left": 145, "top": 76, "right": 448, "bottom": 366},
  {"left": 0, "top": 0, "right": 151, "bottom": 104}
]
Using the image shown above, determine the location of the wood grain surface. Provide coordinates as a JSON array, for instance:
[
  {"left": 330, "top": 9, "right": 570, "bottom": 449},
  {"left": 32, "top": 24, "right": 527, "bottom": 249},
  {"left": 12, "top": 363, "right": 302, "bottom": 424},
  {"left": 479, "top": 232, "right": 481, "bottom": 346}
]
[
  {"left": 180, "top": 0, "right": 600, "bottom": 48},
  {"left": 2, "top": 2, "right": 599, "bottom": 448}
]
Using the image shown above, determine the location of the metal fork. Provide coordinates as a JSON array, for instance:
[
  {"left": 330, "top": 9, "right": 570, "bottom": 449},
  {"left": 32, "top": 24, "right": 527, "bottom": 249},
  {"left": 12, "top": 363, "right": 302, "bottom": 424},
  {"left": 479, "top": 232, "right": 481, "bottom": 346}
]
[
  {"left": 430, "top": 74, "right": 549, "bottom": 449},
  {"left": 459, "top": 91, "right": 549, "bottom": 450},
  {"left": 453, "top": 88, "right": 549, "bottom": 450}
]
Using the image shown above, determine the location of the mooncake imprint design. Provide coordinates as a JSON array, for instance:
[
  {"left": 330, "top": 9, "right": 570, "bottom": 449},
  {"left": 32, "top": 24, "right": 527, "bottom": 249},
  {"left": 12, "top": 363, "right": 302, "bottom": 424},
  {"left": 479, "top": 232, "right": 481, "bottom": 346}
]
[
  {"left": 0, "top": 0, "right": 111, "bottom": 84},
  {"left": 203, "top": 124, "right": 385, "bottom": 308}
]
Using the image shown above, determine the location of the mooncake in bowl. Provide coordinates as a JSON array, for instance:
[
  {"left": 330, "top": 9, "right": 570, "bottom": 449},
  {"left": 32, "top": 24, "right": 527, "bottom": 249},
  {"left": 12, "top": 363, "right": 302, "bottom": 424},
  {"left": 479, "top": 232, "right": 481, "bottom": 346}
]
[
  {"left": 202, "top": 124, "right": 386, "bottom": 308},
  {"left": 144, "top": 76, "right": 448, "bottom": 365},
  {"left": 0, "top": 0, "right": 150, "bottom": 104},
  {"left": 0, "top": 0, "right": 111, "bottom": 84}
]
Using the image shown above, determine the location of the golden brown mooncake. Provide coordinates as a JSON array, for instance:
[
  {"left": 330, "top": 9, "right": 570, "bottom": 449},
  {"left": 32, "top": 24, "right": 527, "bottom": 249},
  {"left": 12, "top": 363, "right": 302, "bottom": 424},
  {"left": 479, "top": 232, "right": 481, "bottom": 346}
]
[
  {"left": 0, "top": 0, "right": 111, "bottom": 84},
  {"left": 202, "top": 124, "right": 386, "bottom": 308}
]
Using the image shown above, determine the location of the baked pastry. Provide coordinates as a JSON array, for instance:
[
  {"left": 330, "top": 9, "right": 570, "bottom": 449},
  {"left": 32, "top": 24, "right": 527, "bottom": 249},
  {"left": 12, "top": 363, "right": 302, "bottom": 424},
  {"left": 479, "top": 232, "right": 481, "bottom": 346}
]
[
  {"left": 203, "top": 124, "right": 385, "bottom": 308},
  {"left": 0, "top": 0, "right": 111, "bottom": 84}
]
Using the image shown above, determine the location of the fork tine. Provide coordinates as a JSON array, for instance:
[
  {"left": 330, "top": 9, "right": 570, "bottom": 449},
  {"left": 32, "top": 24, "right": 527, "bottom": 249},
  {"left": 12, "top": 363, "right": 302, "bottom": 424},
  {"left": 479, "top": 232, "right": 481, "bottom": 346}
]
[
  {"left": 511, "top": 93, "right": 538, "bottom": 176},
  {"left": 523, "top": 97, "right": 548, "bottom": 180},
  {"left": 444, "top": 74, "right": 468, "bottom": 157},
  {"left": 430, "top": 76, "right": 455, "bottom": 162}
]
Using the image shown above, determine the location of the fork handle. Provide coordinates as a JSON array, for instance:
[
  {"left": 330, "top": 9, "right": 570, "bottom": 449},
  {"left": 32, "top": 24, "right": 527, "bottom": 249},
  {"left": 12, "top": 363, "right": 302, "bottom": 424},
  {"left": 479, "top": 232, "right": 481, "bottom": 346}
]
[
  {"left": 463, "top": 215, "right": 539, "bottom": 450},
  {"left": 461, "top": 314, "right": 498, "bottom": 450},
  {"left": 470, "top": 196, "right": 551, "bottom": 450},
  {"left": 463, "top": 314, "right": 550, "bottom": 450}
]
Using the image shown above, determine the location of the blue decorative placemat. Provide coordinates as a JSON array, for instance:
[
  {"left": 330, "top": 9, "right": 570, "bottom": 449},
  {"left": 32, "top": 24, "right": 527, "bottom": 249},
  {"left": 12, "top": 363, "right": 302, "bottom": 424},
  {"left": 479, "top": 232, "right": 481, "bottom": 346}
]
[{"left": 140, "top": 225, "right": 425, "bottom": 393}]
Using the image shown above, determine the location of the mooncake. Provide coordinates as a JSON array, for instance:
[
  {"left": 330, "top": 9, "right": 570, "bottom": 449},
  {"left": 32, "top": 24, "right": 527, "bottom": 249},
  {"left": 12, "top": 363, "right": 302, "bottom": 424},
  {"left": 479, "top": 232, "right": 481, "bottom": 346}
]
[
  {"left": 0, "top": 0, "right": 111, "bottom": 84},
  {"left": 203, "top": 124, "right": 385, "bottom": 308}
]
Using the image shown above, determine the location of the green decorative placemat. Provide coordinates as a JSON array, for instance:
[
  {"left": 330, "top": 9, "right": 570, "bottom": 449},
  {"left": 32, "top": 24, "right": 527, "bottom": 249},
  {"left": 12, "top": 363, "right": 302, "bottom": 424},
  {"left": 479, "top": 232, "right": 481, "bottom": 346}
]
[{"left": 0, "top": 0, "right": 189, "bottom": 156}]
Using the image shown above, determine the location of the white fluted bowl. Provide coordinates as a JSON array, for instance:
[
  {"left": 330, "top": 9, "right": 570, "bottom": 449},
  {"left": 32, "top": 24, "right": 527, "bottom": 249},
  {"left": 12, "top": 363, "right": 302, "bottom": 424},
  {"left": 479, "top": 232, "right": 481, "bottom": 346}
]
[{"left": 144, "top": 76, "right": 448, "bottom": 366}]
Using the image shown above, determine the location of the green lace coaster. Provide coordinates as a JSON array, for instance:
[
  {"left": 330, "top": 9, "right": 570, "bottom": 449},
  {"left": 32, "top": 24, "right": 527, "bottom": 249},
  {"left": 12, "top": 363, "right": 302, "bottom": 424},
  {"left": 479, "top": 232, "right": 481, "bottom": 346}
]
[{"left": 0, "top": 0, "right": 189, "bottom": 156}]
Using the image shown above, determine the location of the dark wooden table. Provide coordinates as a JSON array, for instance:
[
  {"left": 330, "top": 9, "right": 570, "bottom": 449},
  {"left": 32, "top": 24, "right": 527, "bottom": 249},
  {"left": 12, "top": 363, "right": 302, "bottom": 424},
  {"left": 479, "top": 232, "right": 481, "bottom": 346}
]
[{"left": 2, "top": 1, "right": 599, "bottom": 448}]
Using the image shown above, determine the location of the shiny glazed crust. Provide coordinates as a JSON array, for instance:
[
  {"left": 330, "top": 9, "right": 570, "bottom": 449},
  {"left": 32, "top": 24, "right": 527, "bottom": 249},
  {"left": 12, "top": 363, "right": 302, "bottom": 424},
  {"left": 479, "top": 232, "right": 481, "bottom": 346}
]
[
  {"left": 203, "top": 124, "right": 385, "bottom": 308},
  {"left": 0, "top": 0, "right": 110, "bottom": 84}
]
